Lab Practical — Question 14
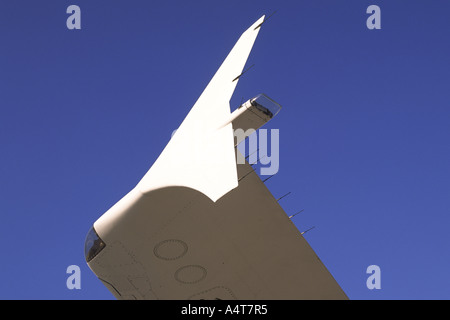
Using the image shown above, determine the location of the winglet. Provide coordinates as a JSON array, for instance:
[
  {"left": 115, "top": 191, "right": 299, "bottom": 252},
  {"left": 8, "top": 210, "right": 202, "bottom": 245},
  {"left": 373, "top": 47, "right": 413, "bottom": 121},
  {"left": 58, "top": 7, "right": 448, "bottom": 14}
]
[
  {"left": 254, "top": 11, "right": 276, "bottom": 30},
  {"left": 136, "top": 16, "right": 265, "bottom": 202}
]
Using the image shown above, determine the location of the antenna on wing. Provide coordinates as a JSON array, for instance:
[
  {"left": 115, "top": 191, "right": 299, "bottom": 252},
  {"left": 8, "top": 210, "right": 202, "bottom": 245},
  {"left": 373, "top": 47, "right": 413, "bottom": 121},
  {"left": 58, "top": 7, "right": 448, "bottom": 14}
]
[
  {"left": 251, "top": 155, "right": 266, "bottom": 166},
  {"left": 239, "top": 153, "right": 266, "bottom": 182},
  {"left": 301, "top": 226, "right": 315, "bottom": 235},
  {"left": 232, "top": 64, "right": 255, "bottom": 82},
  {"left": 262, "top": 174, "right": 276, "bottom": 183},
  {"left": 238, "top": 168, "right": 256, "bottom": 182},
  {"left": 288, "top": 209, "right": 304, "bottom": 219},
  {"left": 276, "top": 192, "right": 291, "bottom": 202},
  {"left": 254, "top": 11, "right": 277, "bottom": 30}
]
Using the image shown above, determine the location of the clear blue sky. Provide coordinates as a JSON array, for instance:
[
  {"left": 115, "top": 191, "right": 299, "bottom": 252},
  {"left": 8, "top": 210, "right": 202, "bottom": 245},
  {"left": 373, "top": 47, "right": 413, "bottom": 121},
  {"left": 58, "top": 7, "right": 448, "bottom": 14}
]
[{"left": 1, "top": 0, "right": 449, "bottom": 300}]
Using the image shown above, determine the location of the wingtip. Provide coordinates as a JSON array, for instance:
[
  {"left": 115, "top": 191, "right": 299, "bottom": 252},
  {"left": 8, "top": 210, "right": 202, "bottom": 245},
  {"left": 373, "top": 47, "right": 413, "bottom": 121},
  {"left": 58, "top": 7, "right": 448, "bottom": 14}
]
[{"left": 252, "top": 15, "right": 266, "bottom": 31}]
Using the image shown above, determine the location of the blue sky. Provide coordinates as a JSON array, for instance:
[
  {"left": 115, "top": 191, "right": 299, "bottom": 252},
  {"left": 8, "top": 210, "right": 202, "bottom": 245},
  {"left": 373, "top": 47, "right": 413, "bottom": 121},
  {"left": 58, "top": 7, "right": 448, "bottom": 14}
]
[{"left": 1, "top": 0, "right": 449, "bottom": 299}]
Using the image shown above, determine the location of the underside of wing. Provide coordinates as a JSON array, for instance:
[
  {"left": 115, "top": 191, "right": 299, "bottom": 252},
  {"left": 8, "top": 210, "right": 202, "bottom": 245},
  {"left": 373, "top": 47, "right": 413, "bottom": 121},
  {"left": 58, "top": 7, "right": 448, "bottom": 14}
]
[
  {"left": 88, "top": 152, "right": 347, "bottom": 299},
  {"left": 209, "top": 153, "right": 349, "bottom": 299}
]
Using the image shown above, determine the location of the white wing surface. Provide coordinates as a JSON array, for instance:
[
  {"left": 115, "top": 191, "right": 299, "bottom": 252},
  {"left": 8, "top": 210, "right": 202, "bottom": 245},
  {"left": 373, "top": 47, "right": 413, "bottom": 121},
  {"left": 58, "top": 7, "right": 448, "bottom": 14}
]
[{"left": 137, "top": 16, "right": 265, "bottom": 203}]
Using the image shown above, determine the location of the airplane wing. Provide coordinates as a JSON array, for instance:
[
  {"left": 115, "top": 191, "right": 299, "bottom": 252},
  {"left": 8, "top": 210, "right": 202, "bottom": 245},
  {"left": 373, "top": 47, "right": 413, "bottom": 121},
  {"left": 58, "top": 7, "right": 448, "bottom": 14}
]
[
  {"left": 85, "top": 16, "right": 348, "bottom": 300},
  {"left": 136, "top": 15, "right": 265, "bottom": 203}
]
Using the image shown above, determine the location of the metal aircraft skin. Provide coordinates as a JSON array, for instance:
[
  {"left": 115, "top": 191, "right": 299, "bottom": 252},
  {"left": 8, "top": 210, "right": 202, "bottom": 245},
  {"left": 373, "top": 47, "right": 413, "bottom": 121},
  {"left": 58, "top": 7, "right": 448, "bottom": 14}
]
[{"left": 85, "top": 16, "right": 348, "bottom": 300}]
